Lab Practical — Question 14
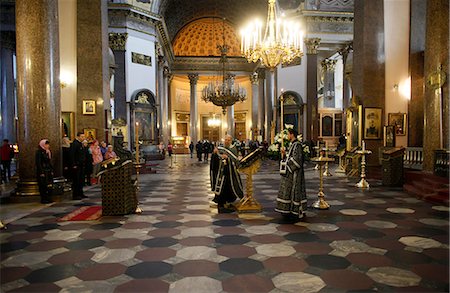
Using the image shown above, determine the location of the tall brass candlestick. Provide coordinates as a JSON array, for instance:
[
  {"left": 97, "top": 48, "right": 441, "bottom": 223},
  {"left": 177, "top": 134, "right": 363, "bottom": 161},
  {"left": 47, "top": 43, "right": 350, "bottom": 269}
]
[
  {"left": 134, "top": 122, "right": 142, "bottom": 214},
  {"left": 135, "top": 122, "right": 139, "bottom": 163}
]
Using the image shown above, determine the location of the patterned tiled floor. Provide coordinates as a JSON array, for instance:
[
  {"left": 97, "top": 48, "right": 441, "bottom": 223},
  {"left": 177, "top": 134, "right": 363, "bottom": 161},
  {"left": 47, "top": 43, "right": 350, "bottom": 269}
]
[{"left": 1, "top": 156, "right": 449, "bottom": 292}]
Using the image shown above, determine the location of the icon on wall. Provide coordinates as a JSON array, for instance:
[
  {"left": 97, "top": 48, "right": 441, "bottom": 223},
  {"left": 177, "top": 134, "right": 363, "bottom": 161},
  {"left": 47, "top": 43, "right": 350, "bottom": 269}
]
[{"left": 83, "top": 100, "right": 96, "bottom": 115}]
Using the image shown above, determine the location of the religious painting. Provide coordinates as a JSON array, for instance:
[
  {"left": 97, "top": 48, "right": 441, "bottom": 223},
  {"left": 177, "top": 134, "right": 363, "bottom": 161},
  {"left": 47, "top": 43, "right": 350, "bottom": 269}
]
[
  {"left": 321, "top": 115, "right": 333, "bottom": 137},
  {"left": 83, "top": 100, "right": 96, "bottom": 115},
  {"left": 134, "top": 111, "right": 153, "bottom": 142},
  {"left": 83, "top": 128, "right": 96, "bottom": 142},
  {"left": 364, "top": 107, "right": 382, "bottom": 139},
  {"left": 388, "top": 113, "right": 406, "bottom": 136},
  {"left": 384, "top": 125, "right": 396, "bottom": 147}
]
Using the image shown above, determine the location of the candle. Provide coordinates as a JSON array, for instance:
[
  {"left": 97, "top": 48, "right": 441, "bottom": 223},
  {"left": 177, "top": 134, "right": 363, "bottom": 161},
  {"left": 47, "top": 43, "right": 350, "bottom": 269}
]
[
  {"left": 135, "top": 122, "right": 139, "bottom": 163},
  {"left": 362, "top": 140, "right": 365, "bottom": 151}
]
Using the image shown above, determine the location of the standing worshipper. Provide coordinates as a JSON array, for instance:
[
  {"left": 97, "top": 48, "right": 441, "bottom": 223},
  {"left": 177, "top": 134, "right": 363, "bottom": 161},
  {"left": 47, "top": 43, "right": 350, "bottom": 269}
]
[
  {"left": 70, "top": 132, "right": 87, "bottom": 200},
  {"left": 0, "top": 139, "right": 14, "bottom": 182},
  {"left": 214, "top": 135, "right": 244, "bottom": 213},
  {"left": 275, "top": 128, "right": 307, "bottom": 220},
  {"left": 196, "top": 140, "right": 203, "bottom": 162},
  {"left": 210, "top": 146, "right": 221, "bottom": 203},
  {"left": 35, "top": 139, "right": 54, "bottom": 204},
  {"left": 90, "top": 140, "right": 103, "bottom": 183},
  {"left": 100, "top": 141, "right": 107, "bottom": 159},
  {"left": 203, "top": 140, "right": 210, "bottom": 162},
  {"left": 167, "top": 141, "right": 173, "bottom": 157},
  {"left": 189, "top": 141, "right": 194, "bottom": 158},
  {"left": 104, "top": 145, "right": 117, "bottom": 160}
]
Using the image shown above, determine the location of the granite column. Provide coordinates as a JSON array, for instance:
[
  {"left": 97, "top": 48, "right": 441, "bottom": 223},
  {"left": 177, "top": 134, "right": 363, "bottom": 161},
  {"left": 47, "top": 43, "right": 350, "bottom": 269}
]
[
  {"left": 250, "top": 72, "right": 259, "bottom": 140},
  {"left": 305, "top": 38, "right": 320, "bottom": 141},
  {"left": 257, "top": 68, "right": 266, "bottom": 141},
  {"left": 15, "top": 0, "right": 62, "bottom": 195},
  {"left": 109, "top": 33, "right": 127, "bottom": 122},
  {"left": 352, "top": 0, "right": 385, "bottom": 165},
  {"left": 423, "top": 0, "right": 449, "bottom": 171}
]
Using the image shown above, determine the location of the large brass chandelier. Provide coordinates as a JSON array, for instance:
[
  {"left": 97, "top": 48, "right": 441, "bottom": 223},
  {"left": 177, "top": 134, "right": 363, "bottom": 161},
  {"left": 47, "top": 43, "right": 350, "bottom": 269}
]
[
  {"left": 241, "top": 0, "right": 304, "bottom": 68},
  {"left": 201, "top": 19, "right": 247, "bottom": 115}
]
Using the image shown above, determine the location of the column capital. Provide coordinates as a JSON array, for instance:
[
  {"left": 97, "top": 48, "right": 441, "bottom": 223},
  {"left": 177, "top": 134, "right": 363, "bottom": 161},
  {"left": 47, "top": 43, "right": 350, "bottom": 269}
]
[
  {"left": 321, "top": 59, "right": 337, "bottom": 71},
  {"left": 250, "top": 72, "right": 259, "bottom": 85},
  {"left": 109, "top": 33, "right": 128, "bottom": 51},
  {"left": 304, "top": 38, "right": 321, "bottom": 54},
  {"left": 256, "top": 68, "right": 266, "bottom": 79},
  {"left": 188, "top": 73, "right": 199, "bottom": 85},
  {"left": 163, "top": 66, "right": 170, "bottom": 78}
]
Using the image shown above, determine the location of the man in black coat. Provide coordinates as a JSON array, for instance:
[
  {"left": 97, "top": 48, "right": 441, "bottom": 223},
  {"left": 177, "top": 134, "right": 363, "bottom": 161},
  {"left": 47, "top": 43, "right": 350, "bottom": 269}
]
[
  {"left": 70, "top": 132, "right": 87, "bottom": 199},
  {"left": 196, "top": 141, "right": 203, "bottom": 162}
]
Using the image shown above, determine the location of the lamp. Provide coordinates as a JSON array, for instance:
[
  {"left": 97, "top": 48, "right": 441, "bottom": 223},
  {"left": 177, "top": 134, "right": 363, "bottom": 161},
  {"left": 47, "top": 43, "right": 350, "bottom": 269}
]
[
  {"left": 201, "top": 18, "right": 247, "bottom": 115},
  {"left": 241, "top": 0, "right": 304, "bottom": 68},
  {"left": 207, "top": 113, "right": 221, "bottom": 127}
]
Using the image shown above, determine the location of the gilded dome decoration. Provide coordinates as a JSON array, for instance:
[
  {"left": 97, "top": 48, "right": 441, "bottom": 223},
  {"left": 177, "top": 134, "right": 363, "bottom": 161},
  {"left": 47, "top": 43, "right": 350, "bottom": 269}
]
[{"left": 172, "top": 18, "right": 241, "bottom": 57}]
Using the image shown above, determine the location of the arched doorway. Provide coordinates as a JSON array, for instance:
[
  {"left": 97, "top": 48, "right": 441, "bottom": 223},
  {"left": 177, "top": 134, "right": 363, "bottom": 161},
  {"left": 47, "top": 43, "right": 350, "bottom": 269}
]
[{"left": 280, "top": 91, "right": 304, "bottom": 134}]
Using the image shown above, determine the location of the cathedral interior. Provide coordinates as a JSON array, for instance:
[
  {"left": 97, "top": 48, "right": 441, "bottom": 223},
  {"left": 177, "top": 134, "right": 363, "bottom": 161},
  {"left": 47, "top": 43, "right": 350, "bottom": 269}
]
[{"left": 0, "top": 0, "right": 449, "bottom": 292}]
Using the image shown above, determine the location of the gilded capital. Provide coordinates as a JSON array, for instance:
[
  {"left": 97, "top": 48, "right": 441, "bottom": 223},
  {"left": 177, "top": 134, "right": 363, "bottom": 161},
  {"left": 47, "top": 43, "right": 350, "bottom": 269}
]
[
  {"left": 304, "top": 38, "right": 321, "bottom": 54},
  {"left": 188, "top": 73, "right": 199, "bottom": 85},
  {"left": 109, "top": 33, "right": 128, "bottom": 51},
  {"left": 321, "top": 59, "right": 337, "bottom": 71}
]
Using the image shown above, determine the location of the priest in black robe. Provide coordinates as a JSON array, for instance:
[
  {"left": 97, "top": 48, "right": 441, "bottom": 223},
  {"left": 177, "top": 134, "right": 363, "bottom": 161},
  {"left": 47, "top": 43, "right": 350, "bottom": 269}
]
[
  {"left": 276, "top": 128, "right": 307, "bottom": 220},
  {"left": 214, "top": 135, "right": 244, "bottom": 213}
]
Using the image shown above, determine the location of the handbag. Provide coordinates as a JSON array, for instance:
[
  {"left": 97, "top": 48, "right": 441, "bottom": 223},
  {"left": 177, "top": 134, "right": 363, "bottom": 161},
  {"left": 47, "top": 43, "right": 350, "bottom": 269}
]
[{"left": 279, "top": 159, "right": 287, "bottom": 175}]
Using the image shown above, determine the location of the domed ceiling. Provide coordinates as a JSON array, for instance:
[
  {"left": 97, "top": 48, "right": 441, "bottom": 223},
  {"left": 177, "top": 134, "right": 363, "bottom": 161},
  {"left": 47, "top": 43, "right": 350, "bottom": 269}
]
[{"left": 172, "top": 18, "right": 241, "bottom": 57}]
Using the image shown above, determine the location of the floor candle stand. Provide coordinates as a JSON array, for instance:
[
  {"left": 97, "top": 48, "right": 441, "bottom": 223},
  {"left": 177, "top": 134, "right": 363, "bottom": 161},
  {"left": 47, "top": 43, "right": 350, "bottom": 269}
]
[
  {"left": 355, "top": 141, "right": 372, "bottom": 189},
  {"left": 311, "top": 156, "right": 334, "bottom": 209}
]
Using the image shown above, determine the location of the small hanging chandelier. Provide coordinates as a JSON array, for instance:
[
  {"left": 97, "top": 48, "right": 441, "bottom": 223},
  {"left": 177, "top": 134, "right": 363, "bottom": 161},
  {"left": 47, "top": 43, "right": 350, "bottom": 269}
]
[
  {"left": 201, "top": 18, "right": 247, "bottom": 115},
  {"left": 207, "top": 113, "right": 221, "bottom": 127},
  {"left": 241, "top": 0, "right": 304, "bottom": 69}
]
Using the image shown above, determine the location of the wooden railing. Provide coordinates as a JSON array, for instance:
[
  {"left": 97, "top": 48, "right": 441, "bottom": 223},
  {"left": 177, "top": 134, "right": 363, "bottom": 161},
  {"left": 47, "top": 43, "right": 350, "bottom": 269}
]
[
  {"left": 403, "top": 147, "right": 423, "bottom": 170},
  {"left": 434, "top": 150, "right": 450, "bottom": 177}
]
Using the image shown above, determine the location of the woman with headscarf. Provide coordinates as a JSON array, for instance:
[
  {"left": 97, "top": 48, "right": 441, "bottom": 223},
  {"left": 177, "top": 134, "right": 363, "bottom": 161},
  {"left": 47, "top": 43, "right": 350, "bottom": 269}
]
[
  {"left": 90, "top": 140, "right": 103, "bottom": 182},
  {"left": 35, "top": 139, "right": 54, "bottom": 204}
]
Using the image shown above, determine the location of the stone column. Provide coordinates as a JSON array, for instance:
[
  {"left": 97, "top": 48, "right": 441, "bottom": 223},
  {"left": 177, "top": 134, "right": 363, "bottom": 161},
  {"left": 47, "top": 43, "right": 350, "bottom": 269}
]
[
  {"left": 109, "top": 33, "right": 127, "bottom": 121},
  {"left": 188, "top": 73, "right": 199, "bottom": 143},
  {"left": 250, "top": 72, "right": 259, "bottom": 140},
  {"left": 409, "top": 0, "right": 426, "bottom": 147},
  {"left": 423, "top": 0, "right": 449, "bottom": 171},
  {"left": 15, "top": 0, "right": 62, "bottom": 195},
  {"left": 226, "top": 73, "right": 236, "bottom": 138},
  {"left": 77, "top": 0, "right": 109, "bottom": 142},
  {"left": 265, "top": 69, "right": 274, "bottom": 143},
  {"left": 257, "top": 68, "right": 265, "bottom": 141},
  {"left": 167, "top": 74, "right": 173, "bottom": 138},
  {"left": 162, "top": 66, "right": 170, "bottom": 143},
  {"left": 0, "top": 32, "right": 16, "bottom": 143},
  {"left": 353, "top": 0, "right": 385, "bottom": 166},
  {"left": 321, "top": 59, "right": 337, "bottom": 108},
  {"left": 156, "top": 52, "right": 164, "bottom": 142},
  {"left": 339, "top": 45, "right": 352, "bottom": 111},
  {"left": 305, "top": 38, "right": 320, "bottom": 141}
]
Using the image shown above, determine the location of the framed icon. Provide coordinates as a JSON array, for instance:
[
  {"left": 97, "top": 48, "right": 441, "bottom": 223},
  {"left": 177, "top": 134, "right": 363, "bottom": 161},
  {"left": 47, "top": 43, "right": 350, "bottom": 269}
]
[
  {"left": 384, "top": 125, "right": 396, "bottom": 147},
  {"left": 83, "top": 128, "right": 96, "bottom": 142},
  {"left": 388, "top": 112, "right": 407, "bottom": 136},
  {"left": 83, "top": 100, "right": 96, "bottom": 115},
  {"left": 364, "top": 107, "right": 382, "bottom": 139}
]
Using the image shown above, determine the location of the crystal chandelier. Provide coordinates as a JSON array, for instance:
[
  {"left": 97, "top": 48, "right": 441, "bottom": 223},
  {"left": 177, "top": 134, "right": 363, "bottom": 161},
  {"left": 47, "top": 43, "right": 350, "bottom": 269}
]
[
  {"left": 201, "top": 19, "right": 247, "bottom": 115},
  {"left": 241, "top": 0, "right": 304, "bottom": 68},
  {"left": 207, "top": 113, "right": 221, "bottom": 127}
]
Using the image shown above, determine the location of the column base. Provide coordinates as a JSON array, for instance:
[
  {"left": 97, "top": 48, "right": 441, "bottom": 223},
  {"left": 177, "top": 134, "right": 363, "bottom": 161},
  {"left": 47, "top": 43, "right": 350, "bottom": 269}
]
[{"left": 15, "top": 180, "right": 40, "bottom": 196}]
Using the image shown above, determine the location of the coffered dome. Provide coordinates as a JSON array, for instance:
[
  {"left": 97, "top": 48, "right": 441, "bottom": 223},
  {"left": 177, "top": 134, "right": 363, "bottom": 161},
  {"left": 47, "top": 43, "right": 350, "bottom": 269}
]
[{"left": 172, "top": 18, "right": 241, "bottom": 57}]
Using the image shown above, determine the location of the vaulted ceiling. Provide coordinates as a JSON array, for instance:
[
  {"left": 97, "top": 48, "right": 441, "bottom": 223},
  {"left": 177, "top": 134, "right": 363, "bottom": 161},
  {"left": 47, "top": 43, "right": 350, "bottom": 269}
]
[{"left": 159, "top": 0, "right": 304, "bottom": 42}]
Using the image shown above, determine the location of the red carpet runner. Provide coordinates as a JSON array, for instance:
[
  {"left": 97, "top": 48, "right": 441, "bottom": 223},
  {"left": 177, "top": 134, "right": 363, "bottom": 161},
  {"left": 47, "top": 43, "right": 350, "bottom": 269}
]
[{"left": 59, "top": 206, "right": 102, "bottom": 221}]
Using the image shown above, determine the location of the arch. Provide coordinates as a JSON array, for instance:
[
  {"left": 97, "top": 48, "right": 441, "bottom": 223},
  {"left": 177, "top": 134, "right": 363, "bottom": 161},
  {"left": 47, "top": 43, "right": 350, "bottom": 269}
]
[
  {"left": 131, "top": 89, "right": 156, "bottom": 108},
  {"left": 281, "top": 90, "right": 304, "bottom": 106}
]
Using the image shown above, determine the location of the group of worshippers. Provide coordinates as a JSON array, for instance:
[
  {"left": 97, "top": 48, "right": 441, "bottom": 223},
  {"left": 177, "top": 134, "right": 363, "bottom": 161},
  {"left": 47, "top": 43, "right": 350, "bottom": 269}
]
[
  {"left": 35, "top": 132, "right": 118, "bottom": 203},
  {"left": 194, "top": 140, "right": 214, "bottom": 162},
  {"left": 211, "top": 129, "right": 307, "bottom": 220}
]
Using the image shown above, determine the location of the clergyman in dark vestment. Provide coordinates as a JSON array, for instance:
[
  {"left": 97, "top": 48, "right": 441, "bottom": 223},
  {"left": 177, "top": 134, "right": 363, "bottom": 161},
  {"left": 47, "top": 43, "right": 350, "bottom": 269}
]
[
  {"left": 275, "top": 128, "right": 307, "bottom": 220},
  {"left": 214, "top": 135, "right": 244, "bottom": 213}
]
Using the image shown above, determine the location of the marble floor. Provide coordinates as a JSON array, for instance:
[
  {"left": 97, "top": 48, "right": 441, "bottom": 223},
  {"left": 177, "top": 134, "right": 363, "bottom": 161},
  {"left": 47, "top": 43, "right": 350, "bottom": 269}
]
[{"left": 0, "top": 156, "right": 449, "bottom": 292}]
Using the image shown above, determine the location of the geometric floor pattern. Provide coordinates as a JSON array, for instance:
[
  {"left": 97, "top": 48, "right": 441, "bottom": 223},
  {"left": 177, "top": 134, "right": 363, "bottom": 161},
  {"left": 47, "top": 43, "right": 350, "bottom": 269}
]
[{"left": 1, "top": 156, "right": 449, "bottom": 292}]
